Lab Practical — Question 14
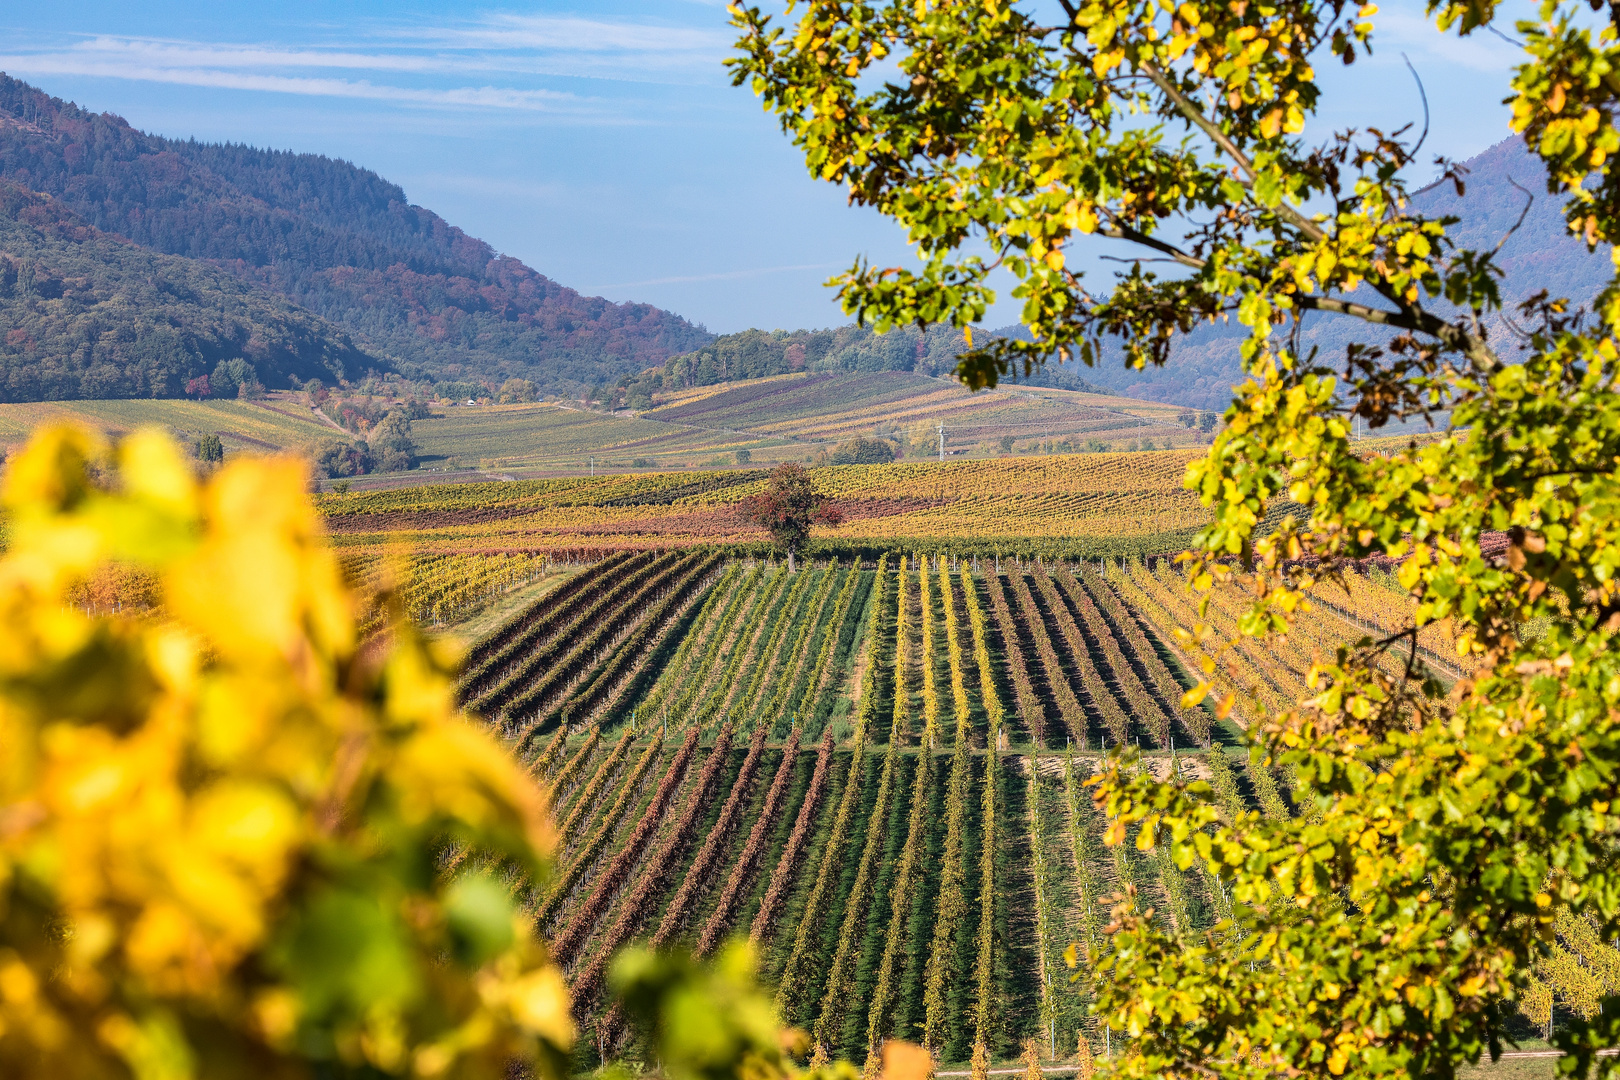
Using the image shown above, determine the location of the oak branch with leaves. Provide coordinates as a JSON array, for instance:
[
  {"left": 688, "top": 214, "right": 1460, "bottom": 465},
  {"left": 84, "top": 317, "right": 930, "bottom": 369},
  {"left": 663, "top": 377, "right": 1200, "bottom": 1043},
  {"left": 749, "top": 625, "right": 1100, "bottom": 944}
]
[{"left": 732, "top": 0, "right": 1620, "bottom": 1079}]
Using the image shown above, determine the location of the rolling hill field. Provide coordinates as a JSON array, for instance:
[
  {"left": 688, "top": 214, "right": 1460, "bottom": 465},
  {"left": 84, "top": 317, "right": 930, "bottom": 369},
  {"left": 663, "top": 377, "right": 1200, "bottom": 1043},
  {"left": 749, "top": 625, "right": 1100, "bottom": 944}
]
[
  {"left": 0, "top": 371, "right": 1206, "bottom": 479},
  {"left": 642, "top": 371, "right": 1191, "bottom": 449},
  {"left": 0, "top": 396, "right": 338, "bottom": 454}
]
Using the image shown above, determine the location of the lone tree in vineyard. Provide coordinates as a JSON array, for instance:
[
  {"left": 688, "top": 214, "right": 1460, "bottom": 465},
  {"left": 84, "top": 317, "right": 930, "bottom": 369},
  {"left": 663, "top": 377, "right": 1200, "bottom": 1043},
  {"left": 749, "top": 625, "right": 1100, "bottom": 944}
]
[
  {"left": 732, "top": 0, "right": 1620, "bottom": 1078},
  {"left": 740, "top": 463, "right": 842, "bottom": 571}
]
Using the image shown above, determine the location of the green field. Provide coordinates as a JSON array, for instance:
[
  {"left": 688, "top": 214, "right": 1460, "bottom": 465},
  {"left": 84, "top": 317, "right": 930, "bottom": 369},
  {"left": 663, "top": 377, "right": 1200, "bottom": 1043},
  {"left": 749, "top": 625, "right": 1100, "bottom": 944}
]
[{"left": 436, "top": 547, "right": 1582, "bottom": 1073}]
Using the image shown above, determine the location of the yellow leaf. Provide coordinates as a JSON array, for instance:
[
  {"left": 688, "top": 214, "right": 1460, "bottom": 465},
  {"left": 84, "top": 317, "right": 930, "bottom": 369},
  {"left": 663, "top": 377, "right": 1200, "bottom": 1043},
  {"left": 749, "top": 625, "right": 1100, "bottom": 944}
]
[
  {"left": 883, "top": 1039, "right": 934, "bottom": 1080},
  {"left": 1136, "top": 816, "right": 1158, "bottom": 851},
  {"left": 505, "top": 963, "right": 576, "bottom": 1049},
  {"left": 119, "top": 428, "right": 198, "bottom": 518}
]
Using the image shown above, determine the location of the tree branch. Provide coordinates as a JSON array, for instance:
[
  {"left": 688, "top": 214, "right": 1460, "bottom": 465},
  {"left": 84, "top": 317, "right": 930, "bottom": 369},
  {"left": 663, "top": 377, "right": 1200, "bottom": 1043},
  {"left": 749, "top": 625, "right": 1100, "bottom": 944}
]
[
  {"left": 1099, "top": 218, "right": 1207, "bottom": 269},
  {"left": 1136, "top": 60, "right": 1327, "bottom": 244},
  {"left": 1060, "top": 45, "right": 1501, "bottom": 368},
  {"left": 1296, "top": 295, "right": 1493, "bottom": 364}
]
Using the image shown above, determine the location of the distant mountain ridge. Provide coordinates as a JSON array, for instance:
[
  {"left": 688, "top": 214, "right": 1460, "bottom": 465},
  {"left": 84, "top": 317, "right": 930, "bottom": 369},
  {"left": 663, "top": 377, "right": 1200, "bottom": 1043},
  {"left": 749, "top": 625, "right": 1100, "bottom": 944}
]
[{"left": 0, "top": 74, "right": 712, "bottom": 398}]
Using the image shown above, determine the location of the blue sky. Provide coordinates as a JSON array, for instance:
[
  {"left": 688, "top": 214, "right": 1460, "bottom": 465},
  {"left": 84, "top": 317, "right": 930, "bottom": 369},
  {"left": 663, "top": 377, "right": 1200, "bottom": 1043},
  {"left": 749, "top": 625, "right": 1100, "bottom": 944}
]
[{"left": 0, "top": 1, "right": 1530, "bottom": 334}]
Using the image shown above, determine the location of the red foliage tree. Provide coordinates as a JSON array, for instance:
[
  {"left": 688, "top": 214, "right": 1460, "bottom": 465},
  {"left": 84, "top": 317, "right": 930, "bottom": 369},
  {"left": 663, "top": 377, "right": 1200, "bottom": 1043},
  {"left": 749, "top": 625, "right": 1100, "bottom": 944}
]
[{"left": 738, "top": 463, "right": 842, "bottom": 571}]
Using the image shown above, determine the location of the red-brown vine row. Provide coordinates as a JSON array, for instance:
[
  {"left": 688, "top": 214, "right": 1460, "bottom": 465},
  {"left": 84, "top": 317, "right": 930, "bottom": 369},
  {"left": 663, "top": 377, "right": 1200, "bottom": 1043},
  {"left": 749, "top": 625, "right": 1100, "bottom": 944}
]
[
  {"left": 695, "top": 728, "right": 803, "bottom": 957},
  {"left": 748, "top": 727, "right": 837, "bottom": 945},
  {"left": 568, "top": 720, "right": 738, "bottom": 1016},
  {"left": 986, "top": 571, "right": 1046, "bottom": 746},
  {"left": 1007, "top": 572, "right": 1087, "bottom": 747},
  {"left": 549, "top": 722, "right": 701, "bottom": 965}
]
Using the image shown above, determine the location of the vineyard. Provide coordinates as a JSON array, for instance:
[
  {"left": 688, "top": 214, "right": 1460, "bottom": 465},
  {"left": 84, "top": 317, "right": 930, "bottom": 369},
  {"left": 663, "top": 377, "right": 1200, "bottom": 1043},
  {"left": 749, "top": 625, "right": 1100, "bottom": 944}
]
[
  {"left": 321, "top": 451, "right": 1223, "bottom": 562},
  {"left": 0, "top": 373, "right": 1193, "bottom": 481},
  {"left": 641, "top": 370, "right": 1189, "bottom": 447},
  {"left": 444, "top": 550, "right": 1576, "bottom": 1071}
]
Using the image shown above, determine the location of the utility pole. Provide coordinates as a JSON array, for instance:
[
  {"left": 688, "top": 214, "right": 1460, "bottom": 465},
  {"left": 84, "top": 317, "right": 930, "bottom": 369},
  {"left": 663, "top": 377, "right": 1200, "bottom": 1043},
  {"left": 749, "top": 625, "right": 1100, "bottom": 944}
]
[
  {"left": 590, "top": 456, "right": 595, "bottom": 476},
  {"left": 937, "top": 421, "right": 945, "bottom": 463}
]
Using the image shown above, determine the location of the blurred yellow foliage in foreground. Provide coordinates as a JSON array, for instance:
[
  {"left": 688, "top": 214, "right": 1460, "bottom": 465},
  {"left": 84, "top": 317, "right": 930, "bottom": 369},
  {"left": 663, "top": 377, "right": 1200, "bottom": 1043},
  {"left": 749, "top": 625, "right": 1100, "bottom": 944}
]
[{"left": 0, "top": 424, "right": 574, "bottom": 1080}]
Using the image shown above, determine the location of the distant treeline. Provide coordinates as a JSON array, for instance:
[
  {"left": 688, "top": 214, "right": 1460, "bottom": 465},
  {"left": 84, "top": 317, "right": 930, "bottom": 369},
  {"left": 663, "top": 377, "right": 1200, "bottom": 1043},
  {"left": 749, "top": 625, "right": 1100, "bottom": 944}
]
[
  {"left": 0, "top": 75, "right": 712, "bottom": 396},
  {"left": 654, "top": 323, "right": 1104, "bottom": 394}
]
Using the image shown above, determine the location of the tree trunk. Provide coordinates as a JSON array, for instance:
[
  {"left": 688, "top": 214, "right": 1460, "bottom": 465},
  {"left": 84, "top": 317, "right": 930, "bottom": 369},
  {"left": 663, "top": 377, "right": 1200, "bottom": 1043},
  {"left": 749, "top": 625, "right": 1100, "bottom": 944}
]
[{"left": 788, "top": 547, "right": 796, "bottom": 573}]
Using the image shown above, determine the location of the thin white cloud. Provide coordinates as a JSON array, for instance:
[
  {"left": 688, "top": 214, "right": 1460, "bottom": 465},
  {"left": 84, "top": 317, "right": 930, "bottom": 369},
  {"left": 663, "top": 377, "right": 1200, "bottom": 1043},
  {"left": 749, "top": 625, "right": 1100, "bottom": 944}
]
[
  {"left": 1369, "top": 9, "right": 1521, "bottom": 73},
  {"left": 593, "top": 263, "right": 846, "bottom": 289},
  {"left": 0, "top": 8, "right": 735, "bottom": 105},
  {"left": 418, "top": 14, "right": 729, "bottom": 62},
  {"left": 67, "top": 36, "right": 459, "bottom": 73},
  {"left": 0, "top": 53, "right": 583, "bottom": 112},
  {"left": 57, "top": 21, "right": 728, "bottom": 80},
  {"left": 0, "top": 8, "right": 741, "bottom": 115}
]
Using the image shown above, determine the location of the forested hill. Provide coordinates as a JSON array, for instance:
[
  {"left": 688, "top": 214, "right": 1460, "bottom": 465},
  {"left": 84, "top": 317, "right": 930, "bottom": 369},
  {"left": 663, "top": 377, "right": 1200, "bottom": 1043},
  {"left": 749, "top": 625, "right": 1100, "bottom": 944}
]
[
  {"left": 654, "top": 323, "right": 1103, "bottom": 395},
  {"left": 0, "top": 182, "right": 373, "bottom": 400},
  {"left": 0, "top": 75, "right": 712, "bottom": 394}
]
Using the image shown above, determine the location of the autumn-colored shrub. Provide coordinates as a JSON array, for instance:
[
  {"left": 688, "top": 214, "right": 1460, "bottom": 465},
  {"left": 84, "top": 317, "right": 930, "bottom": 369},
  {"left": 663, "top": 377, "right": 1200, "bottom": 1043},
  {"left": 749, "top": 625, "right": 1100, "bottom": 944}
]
[{"left": 0, "top": 425, "right": 573, "bottom": 1079}]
